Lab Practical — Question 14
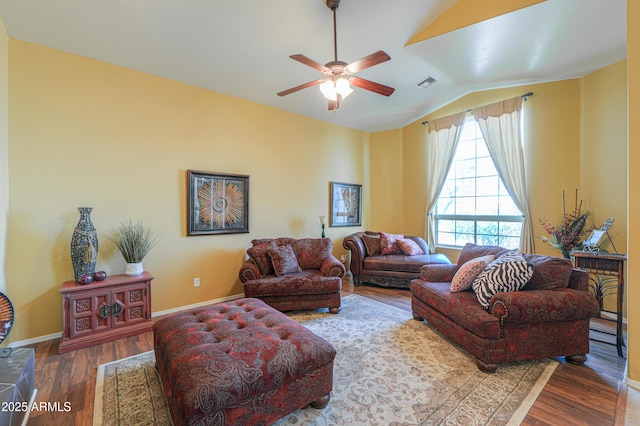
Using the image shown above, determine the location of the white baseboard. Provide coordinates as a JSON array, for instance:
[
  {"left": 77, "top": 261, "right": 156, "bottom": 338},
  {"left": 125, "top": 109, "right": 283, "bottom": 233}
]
[
  {"left": 626, "top": 373, "right": 640, "bottom": 390},
  {"left": 9, "top": 332, "right": 62, "bottom": 348},
  {"left": 8, "top": 293, "right": 246, "bottom": 348}
]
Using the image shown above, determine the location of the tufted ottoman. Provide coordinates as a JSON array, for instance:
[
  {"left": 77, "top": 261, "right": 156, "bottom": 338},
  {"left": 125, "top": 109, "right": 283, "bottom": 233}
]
[{"left": 153, "top": 298, "right": 336, "bottom": 426}]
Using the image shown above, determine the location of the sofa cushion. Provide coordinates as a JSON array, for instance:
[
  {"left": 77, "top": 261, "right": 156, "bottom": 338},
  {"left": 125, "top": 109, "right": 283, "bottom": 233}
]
[
  {"left": 379, "top": 232, "right": 404, "bottom": 255},
  {"left": 523, "top": 254, "right": 573, "bottom": 290},
  {"left": 268, "top": 244, "right": 302, "bottom": 276},
  {"left": 458, "top": 243, "right": 511, "bottom": 266},
  {"left": 364, "top": 254, "right": 439, "bottom": 273},
  {"left": 410, "top": 280, "right": 501, "bottom": 339},
  {"left": 291, "top": 238, "right": 332, "bottom": 270},
  {"left": 243, "top": 271, "right": 341, "bottom": 297},
  {"left": 247, "top": 240, "right": 277, "bottom": 276},
  {"left": 362, "top": 234, "right": 382, "bottom": 256},
  {"left": 397, "top": 238, "right": 424, "bottom": 256},
  {"left": 450, "top": 255, "right": 494, "bottom": 292},
  {"left": 472, "top": 252, "right": 534, "bottom": 309}
]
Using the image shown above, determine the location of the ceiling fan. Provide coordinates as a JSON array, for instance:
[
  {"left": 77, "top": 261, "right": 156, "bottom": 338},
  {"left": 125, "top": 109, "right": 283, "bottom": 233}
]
[{"left": 277, "top": 0, "right": 394, "bottom": 111}]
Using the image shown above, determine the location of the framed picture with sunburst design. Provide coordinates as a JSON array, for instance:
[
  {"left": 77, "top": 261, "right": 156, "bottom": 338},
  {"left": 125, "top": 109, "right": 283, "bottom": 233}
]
[
  {"left": 330, "top": 181, "right": 362, "bottom": 227},
  {"left": 187, "top": 170, "right": 249, "bottom": 235}
]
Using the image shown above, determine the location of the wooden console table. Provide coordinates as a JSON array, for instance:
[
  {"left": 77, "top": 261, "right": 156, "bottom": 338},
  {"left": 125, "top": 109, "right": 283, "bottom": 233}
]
[
  {"left": 59, "top": 272, "right": 153, "bottom": 354},
  {"left": 571, "top": 252, "right": 626, "bottom": 357}
]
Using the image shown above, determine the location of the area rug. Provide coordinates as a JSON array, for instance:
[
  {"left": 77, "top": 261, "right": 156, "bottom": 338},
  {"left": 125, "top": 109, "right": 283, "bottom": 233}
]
[{"left": 93, "top": 294, "right": 557, "bottom": 425}]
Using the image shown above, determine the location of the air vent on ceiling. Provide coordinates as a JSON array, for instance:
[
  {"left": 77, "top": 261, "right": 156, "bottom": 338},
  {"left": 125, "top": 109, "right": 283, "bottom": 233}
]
[{"left": 417, "top": 76, "right": 437, "bottom": 90}]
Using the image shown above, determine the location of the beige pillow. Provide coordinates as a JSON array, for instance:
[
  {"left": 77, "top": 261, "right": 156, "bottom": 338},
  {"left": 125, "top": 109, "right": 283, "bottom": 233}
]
[{"left": 450, "top": 255, "right": 494, "bottom": 292}]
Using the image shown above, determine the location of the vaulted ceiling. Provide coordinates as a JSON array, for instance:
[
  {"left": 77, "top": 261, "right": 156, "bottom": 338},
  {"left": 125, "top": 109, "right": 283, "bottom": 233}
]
[{"left": 0, "top": 0, "right": 628, "bottom": 132}]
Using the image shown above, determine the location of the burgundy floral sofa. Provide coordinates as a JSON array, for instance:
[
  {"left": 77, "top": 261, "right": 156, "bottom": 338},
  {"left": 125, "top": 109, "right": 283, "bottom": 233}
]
[
  {"left": 410, "top": 243, "right": 600, "bottom": 373},
  {"left": 239, "top": 237, "right": 345, "bottom": 313},
  {"left": 343, "top": 231, "right": 451, "bottom": 288}
]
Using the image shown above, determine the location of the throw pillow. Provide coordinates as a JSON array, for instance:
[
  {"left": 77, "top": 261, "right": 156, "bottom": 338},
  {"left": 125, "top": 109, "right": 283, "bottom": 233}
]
[
  {"left": 522, "top": 254, "right": 573, "bottom": 290},
  {"left": 472, "top": 251, "right": 534, "bottom": 309},
  {"left": 379, "top": 232, "right": 404, "bottom": 255},
  {"left": 397, "top": 238, "right": 424, "bottom": 256},
  {"left": 450, "top": 254, "right": 494, "bottom": 292},
  {"left": 268, "top": 244, "right": 302, "bottom": 276},
  {"left": 247, "top": 240, "right": 277, "bottom": 276},
  {"left": 362, "top": 234, "right": 382, "bottom": 256},
  {"left": 291, "top": 238, "right": 332, "bottom": 270}
]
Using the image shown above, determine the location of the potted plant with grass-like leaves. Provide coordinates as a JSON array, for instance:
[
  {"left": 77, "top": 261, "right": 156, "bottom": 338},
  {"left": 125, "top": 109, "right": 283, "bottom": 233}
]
[{"left": 108, "top": 220, "right": 158, "bottom": 276}]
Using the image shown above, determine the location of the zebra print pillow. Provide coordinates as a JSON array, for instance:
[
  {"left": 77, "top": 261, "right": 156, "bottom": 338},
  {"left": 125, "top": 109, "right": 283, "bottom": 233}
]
[{"left": 472, "top": 251, "right": 534, "bottom": 309}]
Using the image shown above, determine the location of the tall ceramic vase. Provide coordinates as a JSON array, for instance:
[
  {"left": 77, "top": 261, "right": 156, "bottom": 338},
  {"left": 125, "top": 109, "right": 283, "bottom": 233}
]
[{"left": 71, "top": 207, "right": 98, "bottom": 282}]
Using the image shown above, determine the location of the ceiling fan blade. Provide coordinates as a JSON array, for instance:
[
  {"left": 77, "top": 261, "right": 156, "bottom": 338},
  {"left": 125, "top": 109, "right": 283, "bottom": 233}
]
[
  {"left": 345, "top": 50, "right": 391, "bottom": 73},
  {"left": 350, "top": 77, "right": 395, "bottom": 97},
  {"left": 290, "top": 54, "right": 331, "bottom": 73},
  {"left": 277, "top": 79, "right": 324, "bottom": 97}
]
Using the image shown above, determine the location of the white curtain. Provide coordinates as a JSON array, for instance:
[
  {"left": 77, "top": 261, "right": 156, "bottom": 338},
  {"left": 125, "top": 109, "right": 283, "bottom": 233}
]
[
  {"left": 425, "top": 112, "right": 468, "bottom": 252},
  {"left": 473, "top": 96, "right": 534, "bottom": 253}
]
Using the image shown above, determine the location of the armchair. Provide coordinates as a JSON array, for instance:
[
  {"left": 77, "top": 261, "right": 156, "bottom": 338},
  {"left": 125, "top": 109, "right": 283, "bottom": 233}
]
[{"left": 239, "top": 237, "right": 344, "bottom": 313}]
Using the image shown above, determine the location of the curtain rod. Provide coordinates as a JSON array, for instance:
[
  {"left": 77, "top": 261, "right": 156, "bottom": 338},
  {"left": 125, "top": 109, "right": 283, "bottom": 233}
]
[{"left": 421, "top": 92, "right": 534, "bottom": 126}]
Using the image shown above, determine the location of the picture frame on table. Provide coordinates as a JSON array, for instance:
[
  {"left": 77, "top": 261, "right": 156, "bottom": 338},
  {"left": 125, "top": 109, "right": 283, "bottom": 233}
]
[
  {"left": 584, "top": 229, "right": 606, "bottom": 248},
  {"left": 187, "top": 170, "right": 249, "bottom": 236},
  {"left": 330, "top": 182, "right": 362, "bottom": 227}
]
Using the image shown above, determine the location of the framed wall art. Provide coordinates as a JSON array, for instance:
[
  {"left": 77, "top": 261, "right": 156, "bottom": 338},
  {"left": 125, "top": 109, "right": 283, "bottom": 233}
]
[
  {"left": 330, "top": 182, "right": 362, "bottom": 227},
  {"left": 187, "top": 170, "right": 249, "bottom": 235}
]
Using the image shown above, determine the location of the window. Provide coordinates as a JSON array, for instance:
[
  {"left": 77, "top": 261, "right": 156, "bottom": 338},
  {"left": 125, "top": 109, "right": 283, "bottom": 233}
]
[{"left": 435, "top": 118, "right": 523, "bottom": 249}]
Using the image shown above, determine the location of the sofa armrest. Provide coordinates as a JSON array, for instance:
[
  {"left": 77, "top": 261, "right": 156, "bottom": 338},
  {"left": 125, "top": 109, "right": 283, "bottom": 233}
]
[
  {"left": 239, "top": 259, "right": 261, "bottom": 283},
  {"left": 320, "top": 255, "right": 346, "bottom": 278},
  {"left": 420, "top": 263, "right": 459, "bottom": 282},
  {"left": 489, "top": 289, "right": 600, "bottom": 324},
  {"left": 567, "top": 268, "right": 590, "bottom": 291},
  {"left": 343, "top": 233, "right": 366, "bottom": 276}
]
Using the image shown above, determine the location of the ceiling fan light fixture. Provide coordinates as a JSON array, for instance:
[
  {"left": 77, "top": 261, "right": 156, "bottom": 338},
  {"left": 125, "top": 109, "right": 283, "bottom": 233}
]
[
  {"left": 336, "top": 78, "right": 353, "bottom": 98},
  {"left": 320, "top": 78, "right": 353, "bottom": 101},
  {"left": 320, "top": 80, "right": 338, "bottom": 100}
]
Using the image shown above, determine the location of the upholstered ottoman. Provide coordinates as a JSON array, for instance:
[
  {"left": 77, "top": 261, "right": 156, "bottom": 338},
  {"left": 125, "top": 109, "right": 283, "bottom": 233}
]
[{"left": 153, "top": 298, "right": 336, "bottom": 426}]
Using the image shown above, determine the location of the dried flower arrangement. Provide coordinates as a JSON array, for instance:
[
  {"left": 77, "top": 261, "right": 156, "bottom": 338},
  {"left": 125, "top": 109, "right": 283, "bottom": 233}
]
[{"left": 539, "top": 189, "right": 592, "bottom": 258}]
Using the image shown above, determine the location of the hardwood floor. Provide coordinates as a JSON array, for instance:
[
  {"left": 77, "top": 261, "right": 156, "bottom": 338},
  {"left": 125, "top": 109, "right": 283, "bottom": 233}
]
[{"left": 23, "top": 277, "right": 626, "bottom": 425}]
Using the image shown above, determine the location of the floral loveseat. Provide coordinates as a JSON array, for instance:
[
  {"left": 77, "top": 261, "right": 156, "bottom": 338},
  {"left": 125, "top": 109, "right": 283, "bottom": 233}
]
[
  {"left": 343, "top": 231, "right": 451, "bottom": 288},
  {"left": 239, "top": 237, "right": 345, "bottom": 313},
  {"left": 410, "top": 243, "right": 600, "bottom": 372}
]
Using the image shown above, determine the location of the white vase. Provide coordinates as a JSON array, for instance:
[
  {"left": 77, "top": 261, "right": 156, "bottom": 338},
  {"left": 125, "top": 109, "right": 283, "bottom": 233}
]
[{"left": 125, "top": 262, "right": 143, "bottom": 276}]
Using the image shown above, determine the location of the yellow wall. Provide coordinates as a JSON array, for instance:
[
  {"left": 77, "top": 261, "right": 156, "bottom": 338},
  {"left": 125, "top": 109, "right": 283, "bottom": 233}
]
[
  {"left": 627, "top": 0, "right": 640, "bottom": 385},
  {"left": 580, "top": 62, "right": 628, "bottom": 314},
  {"left": 369, "top": 129, "right": 403, "bottom": 232},
  {"left": 7, "top": 40, "right": 366, "bottom": 342},
  {"left": 0, "top": 18, "right": 8, "bottom": 295},
  {"left": 401, "top": 121, "right": 429, "bottom": 235},
  {"left": 580, "top": 61, "right": 628, "bottom": 250}
]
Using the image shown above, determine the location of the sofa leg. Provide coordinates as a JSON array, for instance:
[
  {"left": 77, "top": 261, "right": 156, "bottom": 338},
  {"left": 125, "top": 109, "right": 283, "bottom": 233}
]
[
  {"left": 565, "top": 354, "right": 588, "bottom": 364},
  {"left": 476, "top": 359, "right": 498, "bottom": 373},
  {"left": 329, "top": 307, "right": 340, "bottom": 314},
  {"left": 412, "top": 312, "right": 424, "bottom": 321},
  {"left": 310, "top": 393, "right": 331, "bottom": 409}
]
